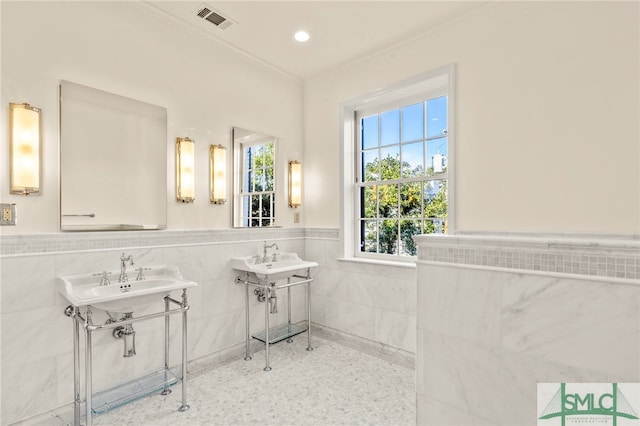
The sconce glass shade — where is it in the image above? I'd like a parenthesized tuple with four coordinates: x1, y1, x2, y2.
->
(210, 144, 227, 204)
(176, 137, 195, 202)
(288, 160, 302, 208)
(10, 103, 41, 195)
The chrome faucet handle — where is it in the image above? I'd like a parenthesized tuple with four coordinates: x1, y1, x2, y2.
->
(134, 267, 151, 281)
(120, 253, 134, 265)
(271, 252, 278, 262)
(93, 271, 111, 286)
(262, 241, 279, 263)
(118, 253, 134, 283)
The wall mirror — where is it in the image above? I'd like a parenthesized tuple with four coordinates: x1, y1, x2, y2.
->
(59, 81, 167, 231)
(232, 127, 278, 228)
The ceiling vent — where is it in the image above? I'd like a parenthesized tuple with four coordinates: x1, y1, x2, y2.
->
(194, 4, 234, 30)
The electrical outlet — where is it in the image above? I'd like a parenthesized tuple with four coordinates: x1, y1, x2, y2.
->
(0, 203, 17, 226)
(294, 211, 300, 224)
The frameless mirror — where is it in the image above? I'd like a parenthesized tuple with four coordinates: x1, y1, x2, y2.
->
(232, 127, 278, 227)
(59, 81, 167, 231)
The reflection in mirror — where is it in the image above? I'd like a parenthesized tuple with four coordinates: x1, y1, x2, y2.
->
(232, 127, 278, 227)
(59, 81, 167, 231)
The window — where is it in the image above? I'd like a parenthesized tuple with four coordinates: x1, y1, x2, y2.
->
(345, 66, 454, 260)
(239, 139, 275, 227)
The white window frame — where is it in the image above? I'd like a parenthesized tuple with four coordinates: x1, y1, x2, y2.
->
(235, 137, 277, 227)
(340, 64, 456, 262)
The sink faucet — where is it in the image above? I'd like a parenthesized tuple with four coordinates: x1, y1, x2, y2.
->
(119, 253, 134, 282)
(93, 270, 111, 286)
(135, 267, 150, 281)
(262, 241, 279, 263)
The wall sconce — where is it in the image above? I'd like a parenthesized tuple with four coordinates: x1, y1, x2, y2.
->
(176, 137, 195, 203)
(209, 144, 227, 204)
(10, 103, 41, 195)
(288, 160, 302, 208)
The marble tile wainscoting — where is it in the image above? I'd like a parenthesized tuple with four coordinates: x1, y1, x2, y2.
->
(415, 234, 640, 425)
(1, 227, 417, 425)
(0, 228, 308, 425)
(304, 228, 417, 360)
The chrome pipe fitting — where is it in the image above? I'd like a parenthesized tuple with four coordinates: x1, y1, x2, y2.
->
(64, 305, 74, 317)
(255, 288, 278, 314)
(269, 292, 278, 314)
(254, 288, 266, 302)
(113, 313, 136, 357)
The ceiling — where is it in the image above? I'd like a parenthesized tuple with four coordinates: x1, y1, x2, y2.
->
(145, 1, 489, 81)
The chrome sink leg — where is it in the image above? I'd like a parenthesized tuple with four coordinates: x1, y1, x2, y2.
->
(286, 285, 293, 343)
(244, 281, 251, 361)
(264, 285, 271, 371)
(72, 308, 80, 426)
(306, 270, 313, 352)
(161, 297, 171, 396)
(178, 289, 190, 412)
(85, 307, 93, 426)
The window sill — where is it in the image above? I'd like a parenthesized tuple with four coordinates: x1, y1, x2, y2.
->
(337, 257, 417, 269)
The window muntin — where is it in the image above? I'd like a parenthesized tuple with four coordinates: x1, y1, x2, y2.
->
(240, 140, 275, 227)
(356, 94, 449, 258)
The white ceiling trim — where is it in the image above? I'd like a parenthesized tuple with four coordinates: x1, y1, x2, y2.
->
(305, 2, 496, 84)
(130, 1, 302, 82)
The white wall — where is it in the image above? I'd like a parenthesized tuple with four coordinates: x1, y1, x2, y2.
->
(304, 1, 640, 234)
(0, 1, 304, 234)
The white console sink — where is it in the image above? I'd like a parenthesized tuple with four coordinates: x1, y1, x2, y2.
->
(58, 266, 197, 313)
(231, 252, 318, 281)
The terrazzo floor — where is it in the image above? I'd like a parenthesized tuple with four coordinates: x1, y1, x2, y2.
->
(38, 335, 415, 425)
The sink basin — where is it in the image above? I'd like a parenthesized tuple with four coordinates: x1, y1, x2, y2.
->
(231, 252, 318, 281)
(58, 265, 197, 313)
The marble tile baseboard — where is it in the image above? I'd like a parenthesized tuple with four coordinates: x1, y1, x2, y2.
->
(312, 323, 415, 369)
(186, 339, 265, 379)
(187, 319, 416, 371)
(169, 320, 416, 379)
(415, 233, 640, 282)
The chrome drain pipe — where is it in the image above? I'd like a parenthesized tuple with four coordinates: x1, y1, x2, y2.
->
(269, 290, 278, 314)
(113, 313, 136, 357)
(254, 286, 278, 314)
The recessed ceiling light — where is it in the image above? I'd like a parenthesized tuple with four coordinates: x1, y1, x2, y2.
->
(294, 31, 310, 42)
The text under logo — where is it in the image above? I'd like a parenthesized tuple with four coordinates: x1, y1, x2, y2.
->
(538, 383, 640, 426)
